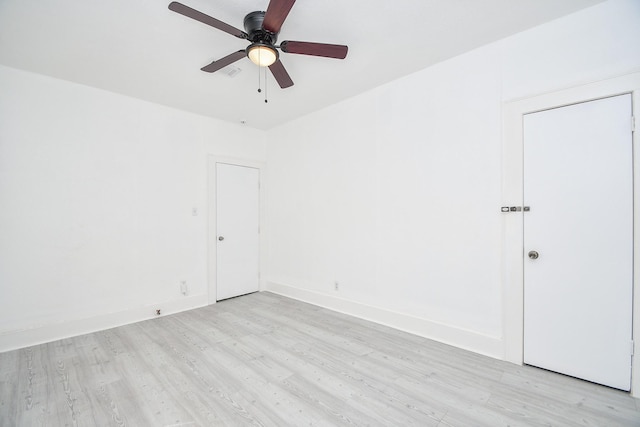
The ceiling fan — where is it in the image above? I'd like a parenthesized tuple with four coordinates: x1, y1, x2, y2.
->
(168, 0, 349, 89)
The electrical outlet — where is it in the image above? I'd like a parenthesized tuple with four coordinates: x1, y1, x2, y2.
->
(180, 280, 188, 295)
(334, 281, 339, 291)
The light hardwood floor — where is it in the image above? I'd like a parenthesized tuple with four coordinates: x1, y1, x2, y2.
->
(1, 291, 638, 426)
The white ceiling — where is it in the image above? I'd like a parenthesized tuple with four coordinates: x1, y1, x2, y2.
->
(0, 0, 604, 130)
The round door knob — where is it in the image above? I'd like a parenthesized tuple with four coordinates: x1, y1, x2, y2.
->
(528, 250, 539, 260)
(218, 236, 224, 241)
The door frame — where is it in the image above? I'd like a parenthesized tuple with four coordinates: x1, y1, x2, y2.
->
(502, 72, 640, 395)
(207, 156, 266, 304)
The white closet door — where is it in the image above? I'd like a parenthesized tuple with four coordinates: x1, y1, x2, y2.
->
(216, 163, 260, 301)
(523, 94, 633, 391)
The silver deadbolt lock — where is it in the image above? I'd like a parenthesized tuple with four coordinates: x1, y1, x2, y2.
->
(218, 236, 224, 241)
(528, 250, 539, 260)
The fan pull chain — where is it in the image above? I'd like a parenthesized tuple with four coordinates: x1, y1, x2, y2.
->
(257, 64, 261, 94)
(264, 66, 268, 104)
(257, 47, 263, 97)
(255, 58, 268, 104)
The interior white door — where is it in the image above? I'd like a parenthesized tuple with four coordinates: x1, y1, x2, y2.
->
(216, 163, 260, 301)
(523, 94, 633, 391)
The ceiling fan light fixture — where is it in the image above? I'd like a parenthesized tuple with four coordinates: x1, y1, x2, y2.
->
(247, 43, 278, 67)
(168, 1, 348, 89)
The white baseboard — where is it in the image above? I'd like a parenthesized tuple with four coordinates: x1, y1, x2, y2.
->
(266, 281, 504, 360)
(2, 286, 504, 361)
(0, 294, 209, 353)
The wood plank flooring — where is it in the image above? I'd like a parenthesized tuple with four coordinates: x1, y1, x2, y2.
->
(1, 291, 638, 426)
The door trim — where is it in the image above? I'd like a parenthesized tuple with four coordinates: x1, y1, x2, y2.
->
(207, 156, 266, 305)
(502, 72, 640, 395)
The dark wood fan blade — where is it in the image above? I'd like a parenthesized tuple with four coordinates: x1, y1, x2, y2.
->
(169, 2, 247, 39)
(280, 41, 348, 59)
(201, 50, 246, 73)
(268, 60, 294, 88)
(263, 0, 296, 34)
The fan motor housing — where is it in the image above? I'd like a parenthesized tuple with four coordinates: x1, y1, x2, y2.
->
(244, 11, 277, 44)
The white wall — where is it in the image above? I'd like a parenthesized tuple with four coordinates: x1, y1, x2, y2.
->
(265, 0, 640, 357)
(0, 65, 266, 351)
